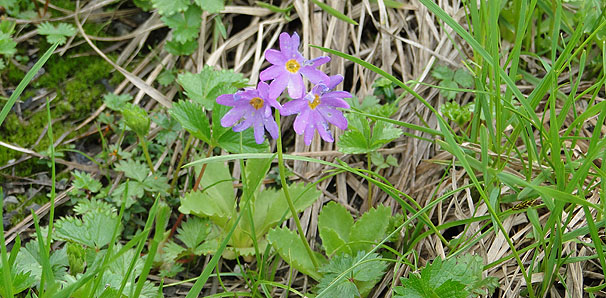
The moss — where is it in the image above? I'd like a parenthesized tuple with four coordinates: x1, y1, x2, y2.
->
(5, 61, 25, 85)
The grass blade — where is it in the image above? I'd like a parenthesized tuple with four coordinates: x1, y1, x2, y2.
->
(0, 43, 58, 128)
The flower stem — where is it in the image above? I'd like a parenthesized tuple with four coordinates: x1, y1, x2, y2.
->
(139, 135, 155, 175)
(169, 134, 194, 193)
(274, 110, 319, 269)
(366, 152, 373, 211)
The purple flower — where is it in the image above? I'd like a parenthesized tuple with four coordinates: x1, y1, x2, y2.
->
(260, 32, 330, 100)
(216, 82, 280, 144)
(281, 75, 351, 145)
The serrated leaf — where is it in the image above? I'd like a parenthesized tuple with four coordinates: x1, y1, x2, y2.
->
(158, 69, 175, 86)
(211, 102, 269, 153)
(345, 95, 379, 112)
(349, 205, 391, 253)
(267, 227, 325, 280)
(165, 39, 198, 56)
(317, 252, 387, 298)
(318, 202, 353, 255)
(142, 174, 169, 194)
(37, 22, 77, 45)
(178, 161, 236, 226)
(0, 32, 16, 56)
(71, 170, 102, 193)
(151, 0, 189, 16)
(111, 181, 144, 208)
(439, 80, 459, 100)
(177, 217, 211, 249)
(161, 5, 202, 43)
(73, 198, 117, 216)
(431, 64, 454, 81)
(54, 212, 120, 249)
(15, 242, 68, 286)
(394, 254, 499, 298)
(169, 100, 211, 143)
(103, 93, 133, 111)
(338, 113, 402, 154)
(114, 159, 149, 182)
(454, 68, 474, 88)
(177, 66, 248, 110)
(195, 0, 224, 13)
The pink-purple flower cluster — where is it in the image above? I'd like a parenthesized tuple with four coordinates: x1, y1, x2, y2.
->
(217, 32, 351, 145)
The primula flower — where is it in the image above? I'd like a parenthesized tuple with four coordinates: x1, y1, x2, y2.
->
(282, 75, 351, 145)
(216, 82, 280, 144)
(260, 32, 330, 99)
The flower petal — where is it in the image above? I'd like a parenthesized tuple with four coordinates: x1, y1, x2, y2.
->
(253, 115, 265, 144)
(282, 99, 308, 116)
(293, 108, 310, 135)
(287, 73, 305, 99)
(268, 74, 289, 99)
(280, 32, 299, 58)
(221, 106, 247, 127)
(300, 66, 329, 85)
(320, 96, 351, 109)
(303, 122, 315, 145)
(264, 115, 279, 140)
(260, 65, 284, 82)
(326, 75, 344, 89)
(317, 106, 348, 130)
(316, 120, 334, 143)
(233, 113, 254, 132)
(265, 49, 286, 65)
(307, 56, 330, 67)
(216, 94, 236, 106)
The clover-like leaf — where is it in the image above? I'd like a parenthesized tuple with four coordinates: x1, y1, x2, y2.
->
(0, 32, 16, 56)
(37, 22, 77, 45)
(439, 79, 459, 100)
(161, 5, 203, 43)
(431, 64, 454, 81)
(165, 39, 198, 56)
(454, 68, 474, 88)
(338, 113, 402, 154)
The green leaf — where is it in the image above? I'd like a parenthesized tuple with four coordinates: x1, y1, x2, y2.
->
(36, 22, 77, 45)
(438, 80, 459, 100)
(318, 202, 353, 255)
(165, 39, 198, 56)
(54, 212, 120, 249)
(317, 252, 387, 298)
(151, 0, 189, 16)
(211, 102, 268, 153)
(169, 101, 211, 144)
(311, 0, 358, 25)
(141, 174, 169, 194)
(177, 66, 248, 110)
(121, 103, 150, 137)
(103, 93, 133, 112)
(441, 101, 472, 125)
(431, 64, 454, 81)
(244, 158, 272, 194)
(178, 162, 236, 227)
(348, 205, 391, 253)
(195, 0, 224, 13)
(14, 242, 68, 287)
(0, 32, 16, 56)
(393, 254, 499, 298)
(177, 217, 212, 250)
(267, 227, 325, 280)
(453, 68, 474, 88)
(338, 113, 402, 154)
(114, 160, 149, 182)
(250, 183, 321, 238)
(71, 171, 102, 193)
(157, 69, 175, 86)
(111, 181, 144, 208)
(161, 6, 203, 43)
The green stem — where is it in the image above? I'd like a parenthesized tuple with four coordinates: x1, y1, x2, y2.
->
(139, 135, 155, 175)
(366, 152, 373, 211)
(274, 110, 319, 269)
(169, 134, 194, 193)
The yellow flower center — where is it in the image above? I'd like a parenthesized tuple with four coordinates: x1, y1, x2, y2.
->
(309, 94, 321, 109)
(249, 97, 264, 110)
(285, 59, 300, 73)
